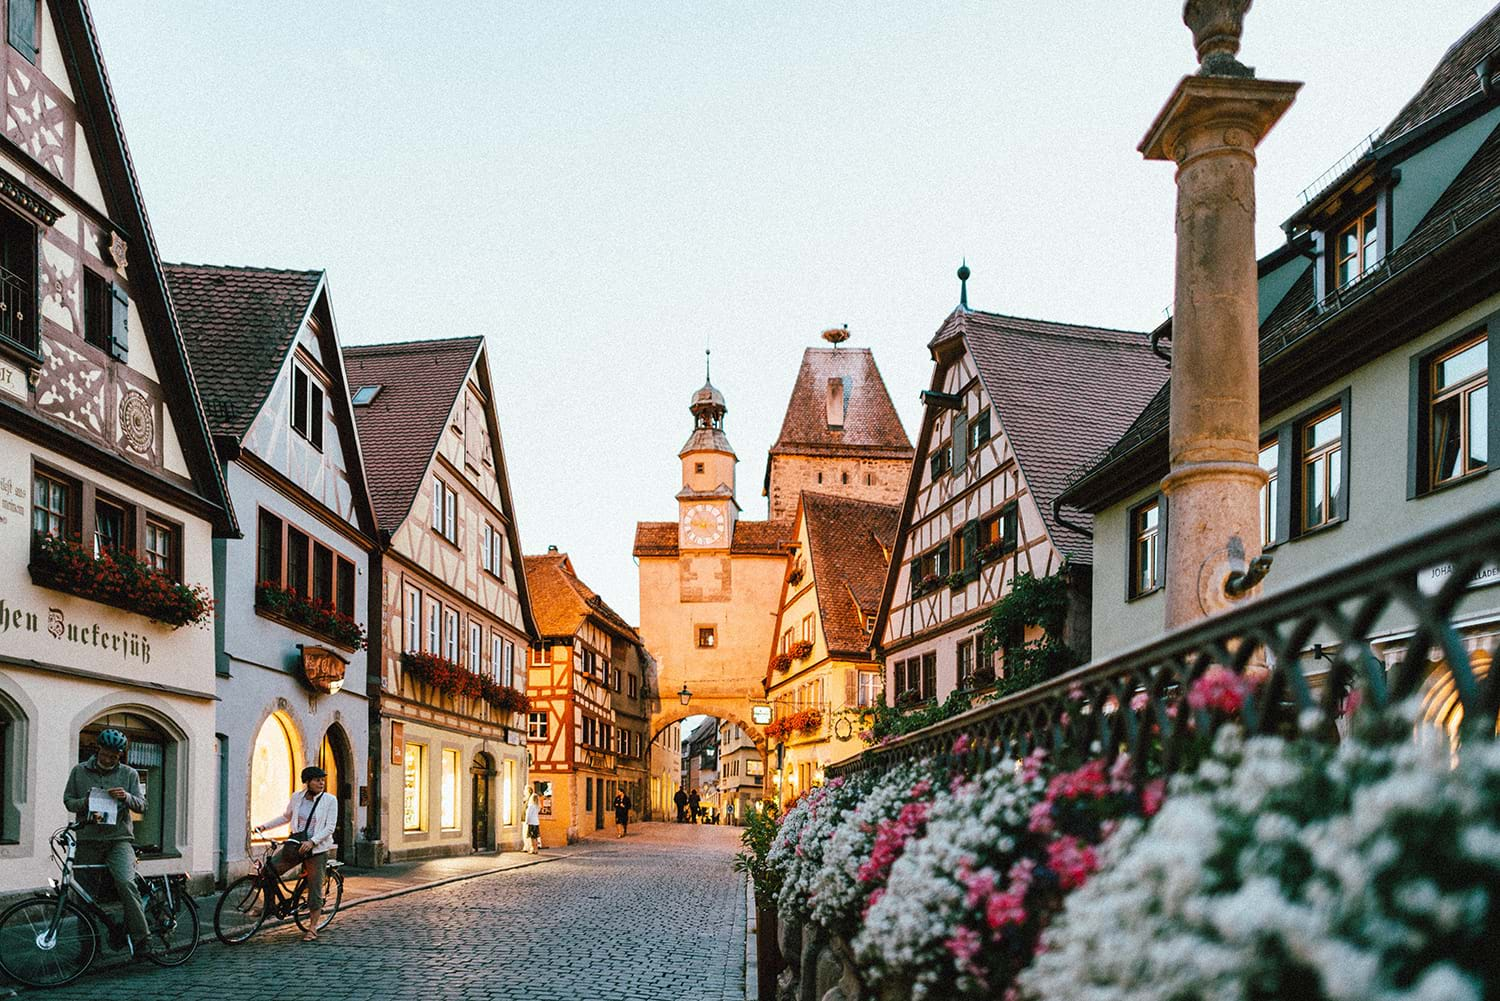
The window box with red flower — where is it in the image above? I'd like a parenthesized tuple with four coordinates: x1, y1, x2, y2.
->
(255, 581, 366, 651)
(791, 639, 814, 660)
(771, 652, 793, 673)
(29, 533, 212, 629)
(912, 573, 944, 598)
(787, 563, 805, 587)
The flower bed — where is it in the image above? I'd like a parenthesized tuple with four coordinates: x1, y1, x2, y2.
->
(255, 581, 366, 649)
(791, 639, 814, 659)
(29, 533, 212, 629)
(401, 651, 527, 714)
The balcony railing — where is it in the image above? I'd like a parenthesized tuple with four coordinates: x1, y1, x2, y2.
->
(0, 260, 33, 354)
(831, 498, 1500, 781)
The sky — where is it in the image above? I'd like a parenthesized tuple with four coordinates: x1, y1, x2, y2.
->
(89, 1, 1489, 624)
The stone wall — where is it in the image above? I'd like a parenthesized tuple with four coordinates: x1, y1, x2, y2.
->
(767, 454, 910, 523)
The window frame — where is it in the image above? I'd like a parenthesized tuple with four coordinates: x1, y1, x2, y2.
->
(527, 712, 548, 741)
(1126, 494, 1166, 601)
(696, 625, 716, 649)
(1258, 436, 1285, 550)
(431, 478, 458, 546)
(91, 491, 131, 559)
(289, 361, 325, 451)
(468, 620, 482, 672)
(31, 466, 77, 539)
(143, 517, 178, 578)
(1285, 390, 1351, 537)
(1409, 324, 1493, 497)
(404, 585, 422, 654)
(1333, 205, 1382, 290)
(0, 203, 37, 360)
(402, 742, 427, 833)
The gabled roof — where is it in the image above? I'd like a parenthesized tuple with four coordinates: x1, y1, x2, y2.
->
(801, 492, 900, 657)
(344, 337, 482, 531)
(165, 265, 323, 439)
(1379, 4, 1500, 144)
(523, 552, 642, 645)
(768, 347, 913, 457)
(948, 310, 1165, 561)
(632, 518, 794, 558)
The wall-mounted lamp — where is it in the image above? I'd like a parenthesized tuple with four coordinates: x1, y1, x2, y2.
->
(678, 683, 692, 706)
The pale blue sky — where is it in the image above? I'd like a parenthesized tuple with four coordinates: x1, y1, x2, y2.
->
(91, 2, 1486, 622)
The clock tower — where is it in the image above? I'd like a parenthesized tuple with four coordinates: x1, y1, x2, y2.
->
(677, 371, 739, 550)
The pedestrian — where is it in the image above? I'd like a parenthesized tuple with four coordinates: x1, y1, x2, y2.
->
(63, 729, 153, 959)
(688, 787, 701, 825)
(525, 792, 542, 854)
(253, 765, 336, 942)
(673, 787, 689, 823)
(726, 802, 736, 826)
(612, 789, 632, 838)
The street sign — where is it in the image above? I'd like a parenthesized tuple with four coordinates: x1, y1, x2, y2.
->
(751, 704, 772, 725)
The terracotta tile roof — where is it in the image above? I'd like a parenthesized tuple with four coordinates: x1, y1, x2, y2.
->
(523, 553, 641, 644)
(769, 348, 913, 457)
(802, 492, 900, 656)
(946, 310, 1166, 562)
(344, 337, 481, 531)
(631, 518, 794, 558)
(1379, 4, 1500, 143)
(165, 264, 323, 440)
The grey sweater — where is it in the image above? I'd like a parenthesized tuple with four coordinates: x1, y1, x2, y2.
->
(63, 756, 146, 842)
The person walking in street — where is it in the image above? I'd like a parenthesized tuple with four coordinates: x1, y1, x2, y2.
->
(612, 789, 632, 838)
(62, 729, 152, 959)
(673, 787, 689, 823)
(525, 792, 542, 853)
(254, 765, 336, 942)
(688, 787, 701, 825)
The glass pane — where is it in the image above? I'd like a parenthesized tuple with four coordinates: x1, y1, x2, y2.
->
(1258, 442, 1278, 473)
(403, 745, 423, 831)
(1328, 446, 1342, 514)
(1338, 257, 1355, 287)
(1469, 384, 1488, 470)
(1305, 457, 1327, 527)
(1437, 339, 1487, 390)
(1138, 503, 1158, 533)
(250, 716, 295, 838)
(1305, 410, 1342, 450)
(1432, 393, 1462, 482)
(1362, 211, 1379, 269)
(1339, 226, 1358, 262)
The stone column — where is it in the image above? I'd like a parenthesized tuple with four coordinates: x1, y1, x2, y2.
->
(1139, 1, 1300, 629)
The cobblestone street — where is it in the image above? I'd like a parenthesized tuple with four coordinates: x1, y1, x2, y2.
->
(14, 823, 746, 1001)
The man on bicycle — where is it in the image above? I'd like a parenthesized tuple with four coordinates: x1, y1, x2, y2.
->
(61, 728, 152, 957)
(254, 765, 335, 942)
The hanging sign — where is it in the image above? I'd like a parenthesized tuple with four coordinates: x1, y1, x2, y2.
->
(301, 646, 347, 694)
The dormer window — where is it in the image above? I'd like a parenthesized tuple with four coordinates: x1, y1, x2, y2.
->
(826, 377, 848, 428)
(1334, 206, 1381, 288)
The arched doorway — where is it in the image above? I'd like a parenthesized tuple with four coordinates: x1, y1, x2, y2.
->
(471, 752, 495, 852)
(250, 713, 299, 840)
(81, 710, 178, 856)
(319, 725, 354, 862)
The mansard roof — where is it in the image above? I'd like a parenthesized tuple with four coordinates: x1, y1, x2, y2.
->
(801, 492, 900, 657)
(165, 265, 323, 440)
(344, 336, 482, 531)
(768, 347, 913, 458)
(523, 552, 641, 645)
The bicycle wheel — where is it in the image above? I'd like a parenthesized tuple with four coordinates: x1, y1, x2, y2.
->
(144, 886, 200, 966)
(0, 896, 99, 988)
(293, 867, 343, 931)
(213, 875, 269, 944)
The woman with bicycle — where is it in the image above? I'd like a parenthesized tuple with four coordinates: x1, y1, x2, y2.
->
(254, 765, 335, 942)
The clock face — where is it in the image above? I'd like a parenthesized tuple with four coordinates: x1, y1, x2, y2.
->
(682, 504, 727, 546)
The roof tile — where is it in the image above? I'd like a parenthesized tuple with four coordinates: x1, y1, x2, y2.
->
(801, 492, 900, 656)
(770, 347, 913, 457)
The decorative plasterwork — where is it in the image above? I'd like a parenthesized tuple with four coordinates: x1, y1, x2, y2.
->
(0, 164, 60, 225)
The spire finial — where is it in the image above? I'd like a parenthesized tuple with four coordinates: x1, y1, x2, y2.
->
(705, 346, 711, 382)
(957, 259, 971, 310)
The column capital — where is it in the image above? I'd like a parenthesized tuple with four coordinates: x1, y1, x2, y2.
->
(1140, 75, 1301, 164)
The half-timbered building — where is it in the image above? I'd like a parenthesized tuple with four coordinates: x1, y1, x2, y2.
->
(347, 336, 537, 861)
(871, 298, 1165, 706)
(523, 549, 648, 843)
(169, 264, 377, 879)
(0, 1, 237, 899)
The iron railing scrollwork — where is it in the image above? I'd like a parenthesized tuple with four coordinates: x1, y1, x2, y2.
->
(830, 499, 1500, 782)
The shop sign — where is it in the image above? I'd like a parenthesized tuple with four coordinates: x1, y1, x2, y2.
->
(751, 704, 772, 725)
(0, 595, 153, 664)
(301, 645, 347, 694)
(390, 721, 404, 765)
(1418, 560, 1500, 597)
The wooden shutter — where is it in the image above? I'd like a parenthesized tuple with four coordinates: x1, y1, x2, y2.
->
(963, 520, 980, 574)
(310, 384, 324, 449)
(108, 283, 129, 362)
(952, 412, 968, 469)
(844, 669, 856, 707)
(8, 0, 37, 62)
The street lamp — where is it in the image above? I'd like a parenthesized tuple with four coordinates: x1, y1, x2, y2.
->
(678, 683, 692, 706)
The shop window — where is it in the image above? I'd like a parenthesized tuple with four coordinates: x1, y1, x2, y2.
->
(79, 712, 175, 857)
(403, 743, 426, 832)
(250, 713, 297, 839)
(440, 748, 460, 830)
(502, 760, 515, 826)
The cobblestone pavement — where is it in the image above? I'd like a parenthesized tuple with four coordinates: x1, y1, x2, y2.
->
(12, 822, 746, 1001)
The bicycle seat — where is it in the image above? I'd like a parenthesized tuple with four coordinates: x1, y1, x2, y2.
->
(327, 860, 344, 870)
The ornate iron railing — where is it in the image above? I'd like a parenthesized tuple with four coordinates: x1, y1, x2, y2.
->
(830, 498, 1500, 780)
(0, 260, 33, 352)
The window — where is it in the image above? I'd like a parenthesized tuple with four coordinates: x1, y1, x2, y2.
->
(527, 712, 548, 741)
(443, 609, 459, 662)
(440, 749, 460, 830)
(967, 410, 992, 451)
(951, 521, 978, 579)
(481, 523, 505, 580)
(405, 586, 422, 653)
(402, 743, 426, 832)
(1259, 439, 1281, 548)
(250, 713, 297, 839)
(800, 614, 813, 643)
(921, 653, 936, 701)
(286, 527, 309, 596)
(83, 270, 111, 351)
(694, 462, 704, 474)
(1334, 206, 1380, 289)
(582, 716, 595, 747)
(312, 543, 334, 606)
(929, 442, 952, 478)
(336, 558, 355, 618)
(502, 640, 515, 686)
(490, 633, 503, 681)
(1298, 406, 1343, 532)
(1128, 497, 1163, 598)
(696, 626, 716, 649)
(426, 599, 441, 653)
(431, 478, 457, 544)
(1427, 332, 1488, 487)
(957, 638, 975, 688)
(257, 510, 283, 586)
(628, 674, 638, 698)
(31, 469, 73, 538)
(827, 377, 847, 428)
(912, 543, 951, 590)
(290, 363, 325, 450)
(144, 519, 177, 577)
(351, 385, 381, 406)
(856, 670, 879, 708)
(8, 0, 36, 62)
(0, 206, 36, 354)
(92, 495, 129, 558)
(469, 621, 482, 671)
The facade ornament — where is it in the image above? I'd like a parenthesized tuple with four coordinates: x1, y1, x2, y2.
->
(1184, 0, 1254, 78)
(301, 646, 348, 695)
(108, 231, 128, 278)
(118, 389, 153, 453)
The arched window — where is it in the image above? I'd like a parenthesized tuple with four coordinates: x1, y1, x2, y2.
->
(0, 691, 25, 843)
(1420, 647, 1496, 756)
(79, 711, 175, 856)
(250, 714, 297, 837)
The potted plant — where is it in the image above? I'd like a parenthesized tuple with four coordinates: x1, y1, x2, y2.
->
(947, 570, 968, 590)
(791, 639, 814, 660)
(255, 580, 367, 650)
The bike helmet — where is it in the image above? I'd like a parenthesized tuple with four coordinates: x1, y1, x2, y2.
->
(96, 729, 128, 751)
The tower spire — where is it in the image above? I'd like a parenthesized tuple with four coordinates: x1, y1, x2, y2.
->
(705, 346, 711, 382)
(957, 259, 971, 310)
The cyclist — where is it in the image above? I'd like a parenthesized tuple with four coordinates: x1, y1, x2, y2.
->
(253, 765, 335, 942)
(61, 728, 152, 958)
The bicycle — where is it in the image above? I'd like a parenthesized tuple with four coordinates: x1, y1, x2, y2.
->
(0, 821, 199, 988)
(212, 835, 344, 944)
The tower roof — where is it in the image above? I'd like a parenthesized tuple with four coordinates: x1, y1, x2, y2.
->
(768, 347, 913, 458)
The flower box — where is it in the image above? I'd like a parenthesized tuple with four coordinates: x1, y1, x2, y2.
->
(771, 652, 793, 673)
(947, 571, 968, 590)
(977, 542, 1007, 564)
(912, 573, 944, 597)
(788, 565, 805, 586)
(29, 533, 212, 629)
(791, 640, 814, 660)
(401, 651, 527, 716)
(765, 708, 823, 741)
(255, 581, 365, 650)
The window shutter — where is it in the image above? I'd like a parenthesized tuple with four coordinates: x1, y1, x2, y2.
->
(310, 384, 324, 449)
(964, 520, 979, 574)
(432, 481, 442, 529)
(1336, 390, 1352, 523)
(108, 283, 129, 362)
(844, 669, 856, 706)
(952, 412, 968, 469)
(8, 0, 37, 62)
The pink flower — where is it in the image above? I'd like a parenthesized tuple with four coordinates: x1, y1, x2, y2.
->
(862, 887, 885, 916)
(1142, 778, 1166, 817)
(946, 924, 982, 965)
(985, 890, 1027, 930)
(1130, 691, 1150, 712)
(1018, 748, 1047, 783)
(1027, 798, 1055, 835)
(952, 733, 972, 755)
(1188, 666, 1260, 715)
(1067, 685, 1085, 701)
(959, 864, 997, 908)
(1342, 688, 1363, 719)
(1046, 836, 1098, 891)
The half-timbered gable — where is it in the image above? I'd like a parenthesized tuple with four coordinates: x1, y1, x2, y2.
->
(348, 335, 537, 860)
(873, 307, 1165, 704)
